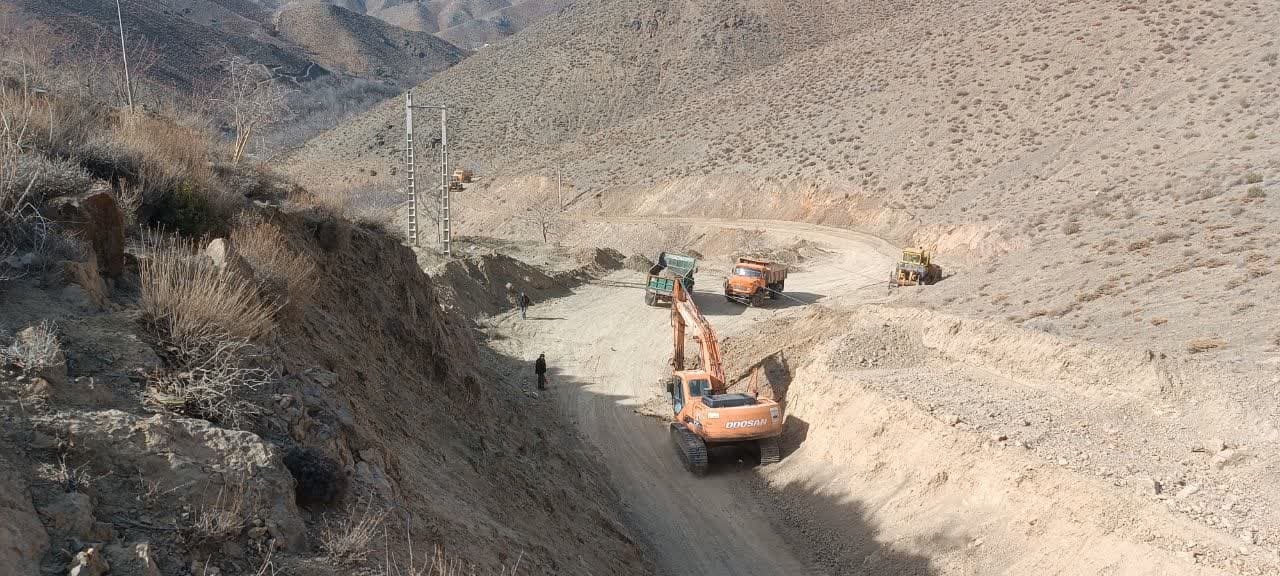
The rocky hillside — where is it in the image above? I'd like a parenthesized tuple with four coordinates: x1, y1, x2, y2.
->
(311, 0, 570, 50)
(276, 3, 467, 80)
(11, 0, 465, 91)
(288, 0, 1280, 358)
(0, 50, 647, 575)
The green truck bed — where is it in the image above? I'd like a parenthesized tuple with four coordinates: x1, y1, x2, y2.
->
(643, 252, 697, 306)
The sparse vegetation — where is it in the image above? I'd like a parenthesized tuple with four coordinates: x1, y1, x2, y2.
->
(140, 233, 276, 351)
(232, 216, 317, 308)
(1246, 186, 1266, 199)
(321, 503, 388, 565)
(140, 234, 276, 425)
(1185, 337, 1227, 353)
(2, 320, 63, 374)
(184, 478, 252, 546)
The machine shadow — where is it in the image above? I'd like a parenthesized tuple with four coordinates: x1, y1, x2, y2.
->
(481, 341, 940, 576)
(693, 290, 748, 317)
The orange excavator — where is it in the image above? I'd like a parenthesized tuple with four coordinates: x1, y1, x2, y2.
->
(666, 281, 784, 475)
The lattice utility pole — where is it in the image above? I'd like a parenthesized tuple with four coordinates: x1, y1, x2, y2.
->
(403, 94, 459, 255)
(438, 106, 450, 256)
(404, 91, 418, 245)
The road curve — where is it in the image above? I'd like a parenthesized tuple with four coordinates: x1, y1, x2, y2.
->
(491, 218, 897, 575)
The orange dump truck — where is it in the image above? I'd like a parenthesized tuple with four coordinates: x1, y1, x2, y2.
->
(723, 257, 788, 305)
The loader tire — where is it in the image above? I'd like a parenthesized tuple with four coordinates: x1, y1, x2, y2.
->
(757, 437, 781, 465)
(670, 423, 709, 476)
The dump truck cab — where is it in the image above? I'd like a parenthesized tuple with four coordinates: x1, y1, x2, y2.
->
(724, 257, 787, 305)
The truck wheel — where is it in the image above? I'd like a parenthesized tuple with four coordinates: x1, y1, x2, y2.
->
(768, 282, 781, 299)
(644, 292, 657, 306)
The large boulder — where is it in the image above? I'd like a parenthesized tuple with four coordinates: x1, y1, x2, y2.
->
(50, 186, 126, 278)
(58, 410, 307, 551)
(0, 457, 49, 575)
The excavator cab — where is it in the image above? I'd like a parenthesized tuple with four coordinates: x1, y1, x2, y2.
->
(668, 373, 714, 415)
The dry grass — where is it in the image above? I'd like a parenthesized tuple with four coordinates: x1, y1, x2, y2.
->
(231, 216, 317, 307)
(184, 477, 252, 546)
(140, 232, 276, 352)
(1185, 337, 1227, 354)
(35, 454, 96, 493)
(2, 319, 63, 372)
(322, 503, 389, 565)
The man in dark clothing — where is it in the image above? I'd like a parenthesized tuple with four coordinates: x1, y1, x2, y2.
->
(535, 353, 547, 390)
(519, 291, 530, 320)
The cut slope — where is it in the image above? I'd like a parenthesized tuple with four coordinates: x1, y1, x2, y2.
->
(289, 0, 1280, 358)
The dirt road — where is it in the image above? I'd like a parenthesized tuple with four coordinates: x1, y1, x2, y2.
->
(489, 219, 896, 575)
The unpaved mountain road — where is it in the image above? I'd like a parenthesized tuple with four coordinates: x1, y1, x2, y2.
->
(489, 219, 897, 575)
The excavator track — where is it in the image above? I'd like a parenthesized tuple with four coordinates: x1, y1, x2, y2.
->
(670, 423, 709, 476)
(757, 437, 781, 465)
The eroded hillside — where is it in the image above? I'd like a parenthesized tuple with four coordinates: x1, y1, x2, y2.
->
(289, 0, 1280, 357)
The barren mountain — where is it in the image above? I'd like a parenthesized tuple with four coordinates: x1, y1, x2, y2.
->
(11, 0, 465, 91)
(276, 3, 467, 80)
(307, 0, 570, 50)
(290, 0, 1280, 358)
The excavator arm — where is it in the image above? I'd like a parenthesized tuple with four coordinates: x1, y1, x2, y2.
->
(670, 282, 726, 391)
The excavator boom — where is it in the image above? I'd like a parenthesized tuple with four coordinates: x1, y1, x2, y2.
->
(670, 281, 725, 389)
(666, 280, 784, 476)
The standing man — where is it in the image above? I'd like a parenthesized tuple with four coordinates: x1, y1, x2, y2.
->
(519, 291, 531, 320)
(535, 353, 548, 390)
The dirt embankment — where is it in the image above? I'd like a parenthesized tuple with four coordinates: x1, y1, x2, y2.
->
(0, 210, 648, 575)
(722, 303, 1280, 576)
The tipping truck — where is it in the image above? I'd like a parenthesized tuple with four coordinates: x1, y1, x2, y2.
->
(643, 252, 697, 306)
(667, 281, 784, 475)
(723, 257, 788, 305)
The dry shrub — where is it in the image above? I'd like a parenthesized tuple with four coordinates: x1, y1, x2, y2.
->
(141, 233, 275, 425)
(184, 477, 252, 546)
(2, 319, 63, 372)
(1185, 337, 1226, 353)
(140, 232, 275, 351)
(295, 183, 403, 232)
(321, 503, 388, 565)
(111, 114, 216, 197)
(145, 337, 269, 426)
(231, 216, 317, 307)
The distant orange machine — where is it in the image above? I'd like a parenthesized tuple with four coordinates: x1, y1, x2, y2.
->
(665, 282, 784, 475)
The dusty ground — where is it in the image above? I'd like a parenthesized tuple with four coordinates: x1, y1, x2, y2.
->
(480, 218, 1280, 575)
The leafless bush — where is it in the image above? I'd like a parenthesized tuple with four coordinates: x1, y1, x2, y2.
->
(1246, 186, 1266, 199)
(146, 337, 268, 426)
(4, 154, 92, 202)
(322, 503, 388, 565)
(140, 232, 276, 352)
(213, 57, 290, 164)
(1060, 220, 1081, 235)
(2, 319, 63, 372)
